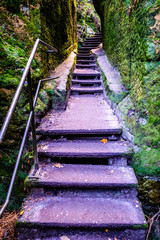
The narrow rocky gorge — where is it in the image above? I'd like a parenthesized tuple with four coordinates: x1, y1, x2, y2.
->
(16, 33, 147, 240)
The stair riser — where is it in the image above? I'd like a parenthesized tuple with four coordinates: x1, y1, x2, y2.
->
(78, 47, 93, 50)
(85, 41, 101, 43)
(38, 155, 132, 166)
(76, 65, 96, 70)
(72, 74, 101, 79)
(17, 227, 146, 240)
(78, 50, 91, 53)
(29, 188, 138, 199)
(71, 90, 103, 95)
(86, 37, 102, 40)
(83, 45, 99, 48)
(36, 132, 122, 140)
(77, 56, 95, 60)
(76, 61, 96, 64)
(72, 83, 101, 87)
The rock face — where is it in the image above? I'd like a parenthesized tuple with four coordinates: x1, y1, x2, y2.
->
(16, 33, 146, 240)
(93, 1, 160, 179)
(40, 0, 77, 76)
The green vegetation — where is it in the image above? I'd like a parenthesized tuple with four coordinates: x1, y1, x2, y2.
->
(0, 0, 77, 212)
(94, 0, 160, 177)
(40, 0, 77, 77)
(77, 0, 100, 41)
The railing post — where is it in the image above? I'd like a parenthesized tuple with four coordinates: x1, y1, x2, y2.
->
(27, 69, 39, 171)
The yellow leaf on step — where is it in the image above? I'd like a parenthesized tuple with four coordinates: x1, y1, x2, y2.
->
(54, 163, 64, 168)
(101, 138, 108, 144)
(20, 210, 24, 216)
(105, 229, 109, 232)
(41, 145, 49, 150)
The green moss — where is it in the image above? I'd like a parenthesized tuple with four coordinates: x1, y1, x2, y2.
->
(132, 146, 160, 176)
(40, 0, 77, 77)
(94, 0, 160, 176)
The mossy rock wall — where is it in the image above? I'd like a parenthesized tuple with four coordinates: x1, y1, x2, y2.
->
(0, 1, 77, 212)
(40, 0, 77, 77)
(93, 0, 160, 176)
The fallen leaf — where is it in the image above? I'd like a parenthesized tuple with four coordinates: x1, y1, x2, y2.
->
(41, 145, 49, 150)
(114, 238, 118, 240)
(101, 138, 108, 144)
(136, 205, 139, 208)
(20, 210, 24, 215)
(105, 229, 109, 232)
(122, 169, 125, 172)
(54, 163, 64, 168)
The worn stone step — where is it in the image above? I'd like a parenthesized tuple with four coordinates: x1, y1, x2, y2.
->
(83, 43, 100, 47)
(72, 79, 101, 85)
(36, 95, 121, 137)
(37, 140, 132, 160)
(78, 47, 94, 50)
(71, 86, 103, 94)
(77, 54, 95, 59)
(17, 195, 146, 230)
(83, 41, 101, 45)
(72, 69, 101, 79)
(17, 227, 146, 240)
(77, 52, 92, 56)
(86, 36, 102, 39)
(78, 50, 91, 53)
(26, 163, 137, 189)
(76, 63, 97, 69)
(76, 59, 96, 64)
(84, 40, 101, 43)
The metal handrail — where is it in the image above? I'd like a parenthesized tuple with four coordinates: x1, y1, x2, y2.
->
(0, 39, 58, 217)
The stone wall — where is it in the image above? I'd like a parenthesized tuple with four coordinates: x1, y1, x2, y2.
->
(93, 0, 160, 177)
(40, 0, 77, 77)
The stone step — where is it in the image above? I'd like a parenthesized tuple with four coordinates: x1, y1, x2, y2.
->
(83, 41, 101, 44)
(72, 79, 101, 85)
(83, 41, 100, 47)
(78, 50, 91, 53)
(77, 52, 92, 56)
(77, 54, 95, 59)
(71, 86, 103, 94)
(17, 227, 146, 240)
(37, 140, 132, 160)
(78, 47, 94, 50)
(86, 37, 102, 40)
(26, 163, 137, 189)
(36, 95, 122, 137)
(76, 59, 96, 64)
(76, 63, 97, 69)
(72, 69, 101, 79)
(17, 195, 146, 230)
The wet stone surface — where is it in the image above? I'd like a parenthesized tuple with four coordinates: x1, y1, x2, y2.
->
(17, 34, 146, 240)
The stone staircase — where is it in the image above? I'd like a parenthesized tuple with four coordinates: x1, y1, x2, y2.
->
(17, 33, 146, 240)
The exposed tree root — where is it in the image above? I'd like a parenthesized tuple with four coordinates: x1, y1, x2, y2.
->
(145, 208, 160, 240)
